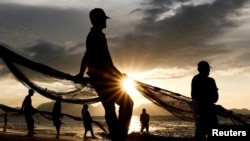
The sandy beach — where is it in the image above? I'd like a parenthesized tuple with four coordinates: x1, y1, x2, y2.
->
(0, 131, 196, 141)
(0, 131, 83, 141)
(2, 131, 250, 141)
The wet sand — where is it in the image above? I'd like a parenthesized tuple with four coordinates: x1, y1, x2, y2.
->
(127, 132, 195, 141)
(0, 131, 196, 141)
(0, 132, 82, 141)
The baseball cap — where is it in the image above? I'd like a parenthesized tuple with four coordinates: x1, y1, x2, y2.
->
(90, 8, 110, 20)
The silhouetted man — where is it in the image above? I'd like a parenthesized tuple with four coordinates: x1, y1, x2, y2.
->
(75, 8, 133, 141)
(191, 61, 219, 140)
(140, 108, 150, 134)
(52, 96, 62, 139)
(21, 89, 35, 137)
(82, 104, 95, 138)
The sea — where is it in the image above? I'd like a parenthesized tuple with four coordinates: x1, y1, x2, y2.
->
(0, 114, 196, 139)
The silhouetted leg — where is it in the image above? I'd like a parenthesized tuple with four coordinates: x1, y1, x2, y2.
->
(195, 106, 207, 140)
(195, 122, 203, 140)
(84, 129, 87, 138)
(56, 124, 60, 138)
(90, 77, 129, 141)
(117, 92, 134, 140)
(91, 128, 95, 138)
(24, 114, 29, 134)
(31, 117, 34, 135)
(102, 101, 119, 141)
(146, 124, 149, 134)
(3, 126, 6, 132)
(140, 125, 143, 132)
(207, 108, 218, 139)
(25, 114, 33, 136)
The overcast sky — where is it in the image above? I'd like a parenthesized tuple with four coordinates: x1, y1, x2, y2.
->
(0, 0, 250, 110)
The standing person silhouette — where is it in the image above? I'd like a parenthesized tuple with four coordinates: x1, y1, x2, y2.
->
(81, 104, 95, 138)
(140, 108, 150, 134)
(191, 61, 219, 140)
(21, 89, 35, 137)
(52, 96, 62, 139)
(75, 8, 133, 141)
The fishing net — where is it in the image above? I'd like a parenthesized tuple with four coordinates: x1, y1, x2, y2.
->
(0, 104, 20, 113)
(135, 81, 250, 125)
(0, 104, 108, 133)
(0, 45, 100, 104)
(0, 45, 249, 125)
(135, 80, 196, 121)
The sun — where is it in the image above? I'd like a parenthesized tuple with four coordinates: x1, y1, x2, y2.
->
(121, 77, 141, 97)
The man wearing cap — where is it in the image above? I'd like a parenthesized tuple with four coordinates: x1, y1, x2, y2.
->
(75, 8, 133, 141)
(191, 61, 219, 140)
(21, 89, 35, 137)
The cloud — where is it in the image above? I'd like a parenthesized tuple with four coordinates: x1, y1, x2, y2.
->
(1, 0, 250, 80)
(0, 3, 89, 79)
(111, 0, 250, 73)
(0, 3, 90, 47)
(0, 40, 83, 80)
(24, 40, 85, 74)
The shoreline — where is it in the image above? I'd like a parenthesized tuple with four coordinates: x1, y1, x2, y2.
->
(0, 131, 82, 141)
(0, 131, 196, 141)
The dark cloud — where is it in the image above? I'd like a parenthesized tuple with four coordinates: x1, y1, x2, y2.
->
(23, 40, 83, 74)
(0, 3, 90, 47)
(1, 0, 250, 79)
(0, 41, 84, 79)
(111, 0, 250, 72)
(0, 3, 89, 79)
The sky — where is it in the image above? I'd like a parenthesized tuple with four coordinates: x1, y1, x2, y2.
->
(0, 0, 250, 111)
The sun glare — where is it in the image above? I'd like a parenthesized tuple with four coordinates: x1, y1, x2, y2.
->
(121, 77, 141, 97)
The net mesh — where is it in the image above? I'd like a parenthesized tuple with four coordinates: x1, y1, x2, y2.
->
(0, 45, 100, 104)
(0, 104, 108, 133)
(0, 45, 249, 125)
(135, 80, 196, 121)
